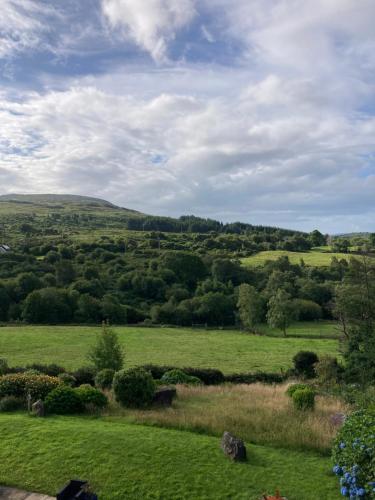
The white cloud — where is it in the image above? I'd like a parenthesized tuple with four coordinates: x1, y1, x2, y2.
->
(101, 0, 196, 62)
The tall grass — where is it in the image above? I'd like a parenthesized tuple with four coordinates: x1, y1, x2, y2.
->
(109, 383, 347, 455)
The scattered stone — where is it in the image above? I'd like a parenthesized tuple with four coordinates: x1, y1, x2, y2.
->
(31, 400, 45, 417)
(330, 413, 346, 427)
(152, 387, 177, 406)
(221, 431, 247, 461)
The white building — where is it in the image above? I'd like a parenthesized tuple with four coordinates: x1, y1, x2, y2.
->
(0, 245, 10, 254)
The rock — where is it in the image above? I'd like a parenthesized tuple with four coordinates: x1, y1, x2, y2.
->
(152, 387, 177, 407)
(330, 413, 346, 427)
(31, 400, 45, 417)
(221, 431, 247, 461)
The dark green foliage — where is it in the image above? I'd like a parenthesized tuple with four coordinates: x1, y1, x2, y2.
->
(0, 396, 25, 412)
(225, 372, 286, 384)
(267, 289, 297, 336)
(293, 351, 319, 378)
(22, 288, 74, 323)
(73, 366, 97, 386)
(293, 299, 322, 321)
(332, 410, 375, 498)
(140, 365, 224, 385)
(0, 358, 9, 375)
(160, 369, 201, 385)
(75, 384, 108, 409)
(58, 373, 76, 387)
(95, 369, 115, 390)
(25, 363, 65, 377)
(113, 368, 155, 408)
(88, 323, 124, 372)
(45, 386, 83, 414)
(292, 388, 315, 411)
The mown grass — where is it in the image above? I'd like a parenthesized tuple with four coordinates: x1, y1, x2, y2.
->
(0, 325, 340, 373)
(0, 414, 340, 499)
(112, 383, 346, 455)
(241, 250, 357, 267)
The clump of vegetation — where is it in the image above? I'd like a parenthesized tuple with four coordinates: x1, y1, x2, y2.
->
(45, 385, 83, 414)
(88, 322, 124, 372)
(58, 373, 76, 387)
(95, 368, 115, 390)
(0, 373, 60, 400)
(73, 366, 97, 386)
(0, 396, 25, 412)
(292, 351, 319, 378)
(332, 409, 375, 498)
(285, 383, 310, 398)
(161, 369, 201, 386)
(113, 368, 155, 408)
(292, 388, 315, 411)
(75, 384, 108, 410)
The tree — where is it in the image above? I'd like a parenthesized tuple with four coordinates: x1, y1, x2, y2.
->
(88, 322, 124, 372)
(309, 229, 326, 247)
(333, 256, 375, 383)
(22, 288, 74, 323)
(267, 289, 296, 337)
(237, 284, 263, 332)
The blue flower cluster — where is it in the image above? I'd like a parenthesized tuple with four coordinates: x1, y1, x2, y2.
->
(333, 462, 374, 499)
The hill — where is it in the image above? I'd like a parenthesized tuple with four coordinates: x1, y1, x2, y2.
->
(0, 193, 117, 208)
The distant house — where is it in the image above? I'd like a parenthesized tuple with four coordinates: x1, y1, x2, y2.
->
(0, 244, 10, 254)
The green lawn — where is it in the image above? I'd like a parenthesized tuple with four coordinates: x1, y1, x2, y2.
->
(241, 249, 356, 267)
(0, 325, 339, 373)
(0, 414, 340, 500)
(258, 321, 340, 339)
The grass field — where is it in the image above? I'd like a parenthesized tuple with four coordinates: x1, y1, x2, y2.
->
(258, 321, 340, 338)
(241, 249, 357, 267)
(0, 325, 340, 373)
(0, 414, 340, 500)
(114, 383, 347, 454)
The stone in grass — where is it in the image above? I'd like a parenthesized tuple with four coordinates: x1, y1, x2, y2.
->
(152, 387, 177, 407)
(221, 432, 247, 461)
(32, 399, 45, 417)
(261, 492, 288, 500)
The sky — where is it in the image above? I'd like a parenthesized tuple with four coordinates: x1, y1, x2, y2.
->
(0, 0, 375, 233)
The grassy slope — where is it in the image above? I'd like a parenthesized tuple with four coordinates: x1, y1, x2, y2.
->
(241, 249, 355, 267)
(0, 325, 339, 373)
(0, 414, 340, 500)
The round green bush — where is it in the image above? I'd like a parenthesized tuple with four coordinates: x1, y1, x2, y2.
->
(95, 369, 115, 390)
(73, 366, 97, 386)
(332, 409, 375, 499)
(44, 386, 83, 414)
(0, 396, 25, 412)
(113, 368, 155, 408)
(292, 388, 315, 411)
(285, 383, 311, 398)
(76, 385, 108, 409)
(0, 373, 60, 400)
(58, 373, 76, 387)
(161, 369, 201, 386)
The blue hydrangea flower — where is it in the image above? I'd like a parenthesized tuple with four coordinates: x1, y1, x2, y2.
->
(340, 442, 346, 449)
(341, 486, 349, 496)
(356, 488, 366, 496)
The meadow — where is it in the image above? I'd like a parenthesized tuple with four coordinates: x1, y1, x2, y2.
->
(241, 249, 356, 267)
(0, 414, 340, 500)
(0, 325, 340, 373)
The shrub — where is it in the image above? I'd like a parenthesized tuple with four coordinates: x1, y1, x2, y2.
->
(75, 385, 108, 409)
(45, 386, 83, 414)
(225, 372, 286, 385)
(332, 409, 375, 499)
(140, 365, 224, 385)
(73, 366, 97, 386)
(292, 388, 315, 411)
(88, 322, 124, 372)
(58, 373, 76, 387)
(95, 369, 115, 390)
(0, 373, 60, 400)
(286, 383, 311, 398)
(26, 363, 66, 377)
(0, 358, 9, 375)
(0, 396, 25, 412)
(113, 368, 155, 408)
(293, 351, 319, 379)
(161, 369, 201, 386)
(314, 356, 343, 387)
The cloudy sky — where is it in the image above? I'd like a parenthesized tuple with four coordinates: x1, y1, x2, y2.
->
(1, 0, 375, 233)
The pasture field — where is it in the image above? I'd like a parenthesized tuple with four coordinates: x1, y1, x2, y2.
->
(0, 414, 340, 500)
(258, 320, 340, 338)
(241, 249, 356, 267)
(0, 325, 340, 373)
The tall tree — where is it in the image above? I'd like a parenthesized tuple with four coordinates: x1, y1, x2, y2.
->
(267, 289, 295, 337)
(237, 284, 263, 333)
(88, 322, 124, 372)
